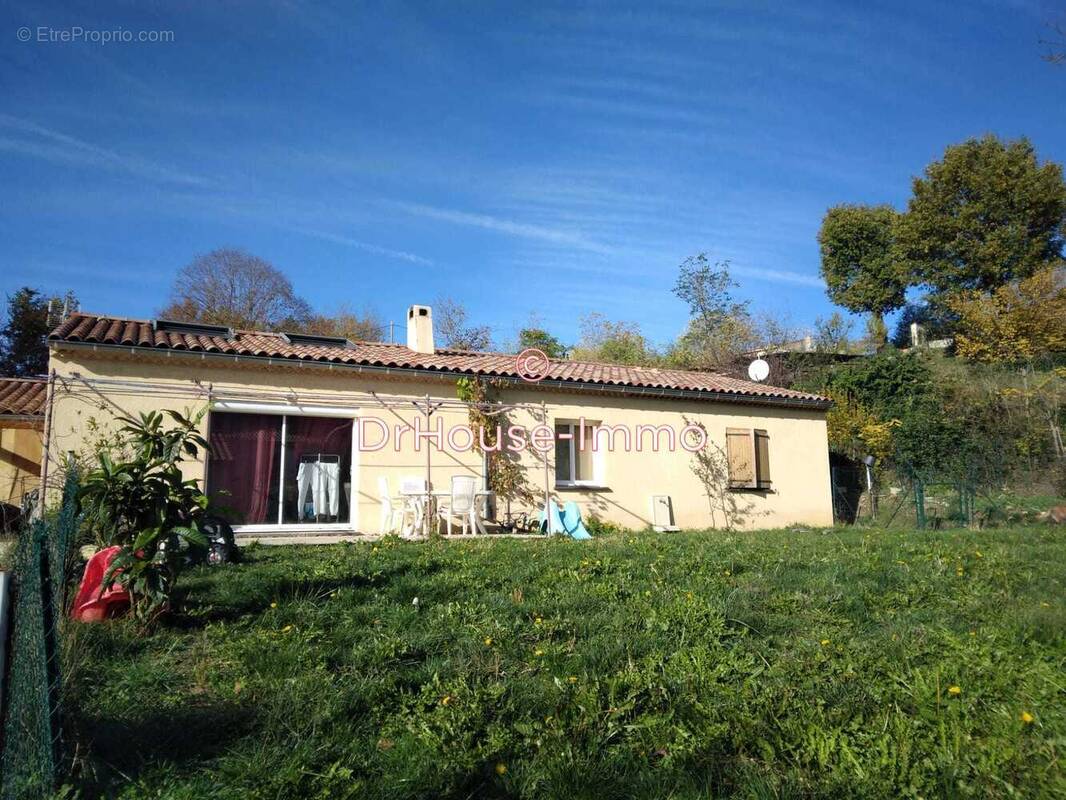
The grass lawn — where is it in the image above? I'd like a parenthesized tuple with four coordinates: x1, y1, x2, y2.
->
(67, 527, 1065, 799)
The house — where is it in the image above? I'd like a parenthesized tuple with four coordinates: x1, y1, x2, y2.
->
(42, 306, 834, 541)
(0, 377, 46, 513)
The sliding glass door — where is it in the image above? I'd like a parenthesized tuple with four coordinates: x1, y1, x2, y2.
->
(208, 411, 353, 527)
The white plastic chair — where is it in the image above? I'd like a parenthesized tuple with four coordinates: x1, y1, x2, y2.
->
(399, 476, 428, 536)
(437, 475, 478, 536)
(377, 476, 404, 535)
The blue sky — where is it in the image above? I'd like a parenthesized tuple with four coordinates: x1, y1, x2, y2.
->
(2, 0, 1064, 349)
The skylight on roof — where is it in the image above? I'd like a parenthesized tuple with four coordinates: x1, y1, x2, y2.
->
(281, 332, 354, 348)
(153, 319, 234, 338)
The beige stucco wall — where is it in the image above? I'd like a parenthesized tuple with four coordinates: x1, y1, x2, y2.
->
(46, 346, 833, 532)
(0, 424, 43, 507)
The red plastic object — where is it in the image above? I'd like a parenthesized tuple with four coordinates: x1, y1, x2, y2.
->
(71, 546, 130, 622)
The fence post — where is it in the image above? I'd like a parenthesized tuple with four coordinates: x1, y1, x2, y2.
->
(914, 480, 926, 530)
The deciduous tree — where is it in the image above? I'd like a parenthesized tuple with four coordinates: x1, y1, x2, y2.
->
(895, 136, 1066, 294)
(517, 327, 567, 359)
(305, 304, 385, 342)
(948, 267, 1066, 364)
(571, 313, 655, 366)
(434, 297, 493, 351)
(818, 205, 906, 337)
(160, 248, 313, 331)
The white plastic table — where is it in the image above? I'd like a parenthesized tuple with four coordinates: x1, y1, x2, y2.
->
(399, 489, 494, 536)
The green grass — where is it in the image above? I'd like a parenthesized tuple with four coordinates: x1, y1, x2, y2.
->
(66, 527, 1066, 799)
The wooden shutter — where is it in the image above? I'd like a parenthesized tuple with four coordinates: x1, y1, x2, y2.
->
(726, 428, 755, 488)
(754, 429, 771, 489)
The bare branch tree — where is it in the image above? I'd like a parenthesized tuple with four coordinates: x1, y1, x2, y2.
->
(434, 297, 492, 351)
(160, 248, 313, 331)
(305, 304, 385, 342)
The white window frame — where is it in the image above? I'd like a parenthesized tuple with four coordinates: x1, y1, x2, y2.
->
(554, 420, 606, 489)
(207, 402, 360, 533)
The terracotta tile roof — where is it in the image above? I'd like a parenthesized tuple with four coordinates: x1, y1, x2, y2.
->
(49, 314, 830, 408)
(0, 377, 47, 418)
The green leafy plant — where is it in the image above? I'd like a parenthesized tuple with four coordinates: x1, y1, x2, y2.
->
(455, 377, 535, 507)
(78, 409, 211, 623)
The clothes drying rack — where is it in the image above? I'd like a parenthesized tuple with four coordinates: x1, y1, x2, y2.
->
(298, 453, 341, 522)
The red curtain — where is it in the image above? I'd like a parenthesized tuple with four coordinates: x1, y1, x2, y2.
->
(208, 413, 280, 524)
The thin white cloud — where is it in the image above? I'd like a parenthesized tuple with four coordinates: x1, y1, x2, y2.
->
(385, 200, 617, 255)
(291, 226, 434, 266)
(0, 114, 210, 187)
(731, 264, 825, 289)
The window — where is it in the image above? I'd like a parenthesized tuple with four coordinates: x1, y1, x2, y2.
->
(725, 428, 771, 490)
(554, 421, 601, 487)
(208, 411, 353, 526)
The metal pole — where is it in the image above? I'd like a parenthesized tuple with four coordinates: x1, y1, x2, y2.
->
(35, 369, 57, 519)
(541, 401, 550, 533)
(424, 393, 432, 537)
(0, 571, 10, 713)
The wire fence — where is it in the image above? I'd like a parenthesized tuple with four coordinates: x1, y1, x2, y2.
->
(1, 468, 80, 800)
(829, 464, 1030, 529)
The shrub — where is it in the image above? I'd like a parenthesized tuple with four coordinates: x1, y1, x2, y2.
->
(78, 409, 211, 624)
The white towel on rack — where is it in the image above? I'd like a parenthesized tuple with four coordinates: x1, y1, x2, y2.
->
(315, 462, 341, 516)
(296, 461, 315, 518)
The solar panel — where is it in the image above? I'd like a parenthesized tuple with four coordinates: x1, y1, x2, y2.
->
(153, 319, 234, 338)
(281, 332, 354, 348)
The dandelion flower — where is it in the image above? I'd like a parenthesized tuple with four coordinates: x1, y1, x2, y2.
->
(568, 676, 577, 683)
(948, 685, 961, 696)
(534, 617, 543, 626)
(484, 637, 493, 646)
(820, 639, 830, 646)
(534, 648, 544, 657)
(723, 570, 731, 576)
(270, 602, 277, 609)
(441, 695, 452, 706)
(495, 763, 507, 775)
(1021, 711, 1035, 724)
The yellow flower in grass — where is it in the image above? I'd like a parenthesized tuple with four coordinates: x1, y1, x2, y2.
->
(534, 617, 543, 626)
(495, 763, 507, 775)
(948, 685, 961, 696)
(568, 676, 577, 683)
(441, 695, 452, 706)
(534, 648, 544, 657)
(270, 602, 278, 609)
(820, 639, 830, 646)
(975, 551, 982, 558)
(484, 637, 494, 647)
(1021, 711, 1035, 724)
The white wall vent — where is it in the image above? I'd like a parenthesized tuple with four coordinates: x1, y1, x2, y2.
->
(650, 495, 679, 532)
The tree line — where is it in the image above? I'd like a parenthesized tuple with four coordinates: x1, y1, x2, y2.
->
(2, 135, 1064, 382)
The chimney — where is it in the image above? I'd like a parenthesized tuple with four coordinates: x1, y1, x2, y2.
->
(406, 305, 435, 354)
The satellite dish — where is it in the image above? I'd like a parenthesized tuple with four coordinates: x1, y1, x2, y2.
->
(747, 358, 770, 382)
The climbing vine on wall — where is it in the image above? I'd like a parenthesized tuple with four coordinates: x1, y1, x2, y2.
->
(456, 377, 535, 505)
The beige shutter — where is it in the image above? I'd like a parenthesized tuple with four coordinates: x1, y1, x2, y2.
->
(726, 428, 755, 488)
(754, 429, 771, 489)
